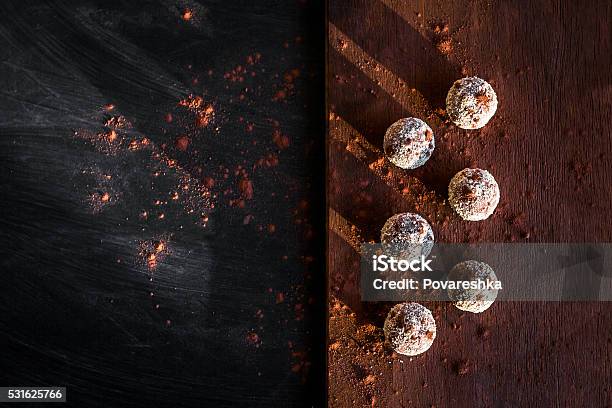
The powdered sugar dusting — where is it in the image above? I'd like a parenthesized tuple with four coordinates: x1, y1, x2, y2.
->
(448, 168, 500, 221)
(383, 117, 435, 169)
(446, 77, 497, 129)
(383, 302, 436, 356)
(380, 212, 434, 259)
(447, 260, 498, 313)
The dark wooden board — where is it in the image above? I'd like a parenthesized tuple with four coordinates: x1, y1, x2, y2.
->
(327, 0, 611, 406)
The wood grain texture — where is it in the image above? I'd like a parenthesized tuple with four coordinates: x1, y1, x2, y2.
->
(328, 0, 611, 406)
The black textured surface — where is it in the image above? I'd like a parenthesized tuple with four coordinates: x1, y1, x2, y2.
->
(0, 1, 324, 407)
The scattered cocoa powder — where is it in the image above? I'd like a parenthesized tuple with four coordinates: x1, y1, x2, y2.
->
(436, 38, 453, 55)
(238, 178, 254, 199)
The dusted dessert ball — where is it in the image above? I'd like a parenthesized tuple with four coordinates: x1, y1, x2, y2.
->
(383, 118, 435, 169)
(447, 260, 498, 313)
(446, 77, 497, 129)
(448, 168, 500, 221)
(380, 212, 434, 259)
(384, 302, 436, 356)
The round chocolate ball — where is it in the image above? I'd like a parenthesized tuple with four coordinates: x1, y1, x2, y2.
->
(446, 77, 498, 129)
(380, 212, 434, 259)
(384, 302, 436, 356)
(448, 168, 500, 221)
(447, 260, 498, 313)
(383, 118, 435, 169)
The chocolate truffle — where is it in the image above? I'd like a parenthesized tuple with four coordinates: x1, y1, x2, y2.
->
(384, 302, 436, 356)
(447, 260, 498, 313)
(383, 118, 434, 169)
(380, 212, 434, 259)
(448, 168, 500, 221)
(446, 77, 497, 129)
